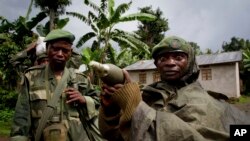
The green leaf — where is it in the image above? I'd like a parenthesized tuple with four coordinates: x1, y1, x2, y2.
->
(56, 18, 69, 29)
(66, 12, 90, 25)
(110, 2, 131, 23)
(26, 12, 47, 30)
(108, 0, 115, 17)
(76, 32, 96, 48)
(84, 0, 101, 12)
(120, 13, 156, 22)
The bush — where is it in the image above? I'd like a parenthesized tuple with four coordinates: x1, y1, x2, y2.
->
(0, 88, 18, 110)
(0, 109, 14, 122)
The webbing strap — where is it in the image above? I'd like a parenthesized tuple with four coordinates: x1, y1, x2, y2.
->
(34, 66, 69, 141)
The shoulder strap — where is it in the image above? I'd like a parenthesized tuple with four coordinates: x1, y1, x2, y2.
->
(35, 66, 70, 141)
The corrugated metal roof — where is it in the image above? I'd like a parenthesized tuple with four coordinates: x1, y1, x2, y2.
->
(196, 51, 242, 65)
(124, 60, 156, 71)
(124, 51, 242, 70)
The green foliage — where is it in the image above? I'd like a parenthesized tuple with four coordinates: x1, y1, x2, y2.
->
(34, 0, 72, 30)
(0, 88, 18, 110)
(0, 109, 14, 122)
(189, 42, 203, 55)
(238, 95, 250, 103)
(67, 0, 156, 63)
(0, 13, 46, 89)
(135, 6, 169, 49)
(0, 88, 16, 136)
(243, 48, 250, 71)
(34, 0, 71, 14)
(81, 47, 103, 67)
(222, 37, 250, 52)
(0, 120, 12, 136)
(114, 48, 140, 68)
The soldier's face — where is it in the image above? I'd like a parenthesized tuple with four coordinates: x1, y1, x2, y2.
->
(155, 52, 188, 81)
(47, 40, 72, 67)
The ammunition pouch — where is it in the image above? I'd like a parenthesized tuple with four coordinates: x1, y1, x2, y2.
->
(43, 122, 68, 141)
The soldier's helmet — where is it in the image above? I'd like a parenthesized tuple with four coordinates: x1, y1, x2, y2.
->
(152, 36, 191, 59)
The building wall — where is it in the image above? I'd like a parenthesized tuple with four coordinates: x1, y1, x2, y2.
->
(198, 63, 240, 98)
(128, 70, 158, 86)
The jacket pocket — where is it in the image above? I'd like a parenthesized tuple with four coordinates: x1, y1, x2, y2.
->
(30, 86, 47, 118)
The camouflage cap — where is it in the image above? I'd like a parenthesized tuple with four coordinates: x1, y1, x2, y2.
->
(152, 36, 191, 59)
(44, 29, 75, 43)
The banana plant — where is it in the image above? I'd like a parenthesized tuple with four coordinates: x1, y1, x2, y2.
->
(243, 48, 250, 71)
(67, 0, 156, 63)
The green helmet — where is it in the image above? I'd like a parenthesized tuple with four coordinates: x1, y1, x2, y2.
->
(152, 36, 191, 59)
(44, 29, 75, 43)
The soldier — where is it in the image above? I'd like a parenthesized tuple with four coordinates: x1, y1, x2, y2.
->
(34, 52, 49, 66)
(10, 29, 102, 141)
(99, 36, 250, 140)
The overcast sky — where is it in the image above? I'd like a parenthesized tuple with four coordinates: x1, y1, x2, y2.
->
(1, 0, 250, 52)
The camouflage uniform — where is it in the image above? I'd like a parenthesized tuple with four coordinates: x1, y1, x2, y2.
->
(10, 29, 102, 141)
(66, 50, 83, 69)
(99, 36, 250, 141)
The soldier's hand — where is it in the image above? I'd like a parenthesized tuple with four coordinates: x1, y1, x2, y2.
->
(100, 69, 132, 107)
(25, 42, 37, 55)
(122, 69, 132, 83)
(64, 88, 86, 105)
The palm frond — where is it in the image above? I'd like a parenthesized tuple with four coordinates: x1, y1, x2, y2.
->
(106, 43, 116, 64)
(97, 13, 110, 29)
(82, 47, 92, 64)
(110, 2, 131, 23)
(111, 35, 138, 51)
(122, 33, 150, 55)
(243, 50, 250, 59)
(116, 49, 128, 60)
(100, 0, 107, 12)
(56, 18, 69, 29)
(114, 29, 141, 38)
(88, 11, 98, 22)
(120, 13, 156, 22)
(66, 12, 91, 25)
(108, 0, 115, 17)
(26, 12, 47, 30)
(84, 0, 101, 12)
(76, 32, 96, 48)
(111, 30, 150, 55)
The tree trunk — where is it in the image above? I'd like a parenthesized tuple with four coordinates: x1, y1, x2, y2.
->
(49, 9, 56, 31)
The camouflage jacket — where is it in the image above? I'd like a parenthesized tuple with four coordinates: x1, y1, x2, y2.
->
(10, 64, 101, 141)
(100, 81, 250, 141)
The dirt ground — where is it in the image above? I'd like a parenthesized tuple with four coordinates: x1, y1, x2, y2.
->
(0, 103, 249, 141)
